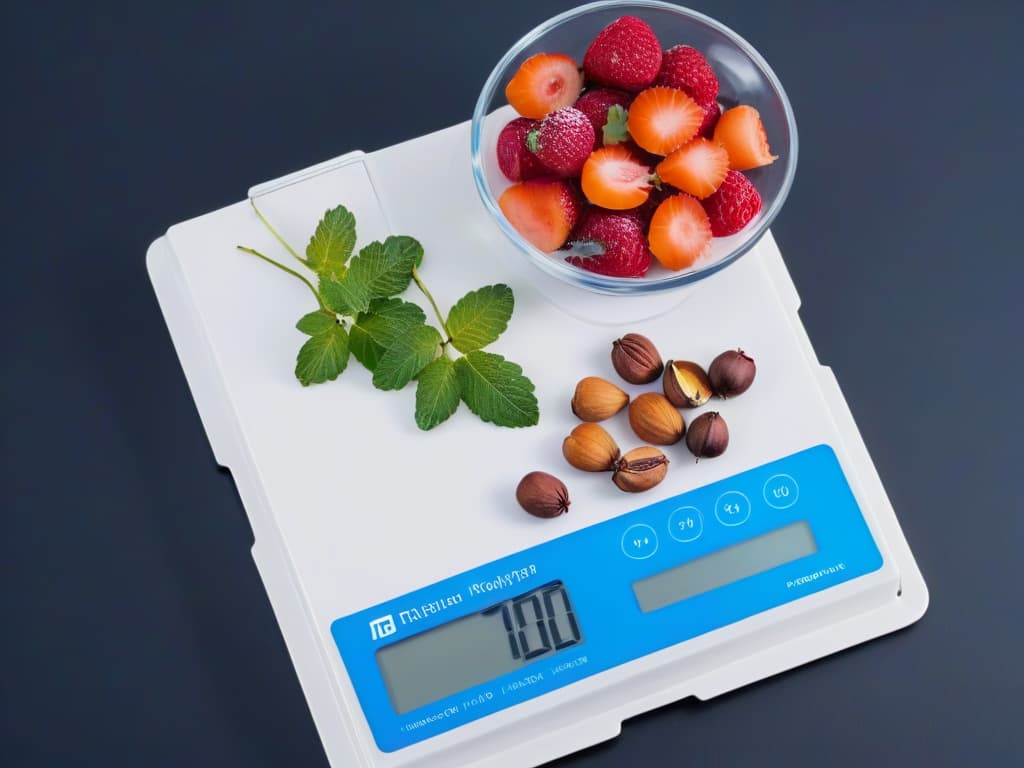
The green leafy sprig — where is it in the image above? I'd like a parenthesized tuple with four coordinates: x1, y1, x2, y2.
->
(237, 201, 539, 430)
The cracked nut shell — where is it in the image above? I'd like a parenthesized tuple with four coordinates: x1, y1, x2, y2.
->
(611, 333, 664, 384)
(628, 392, 685, 445)
(684, 411, 729, 459)
(708, 349, 756, 397)
(613, 446, 669, 493)
(563, 423, 621, 472)
(663, 360, 713, 408)
(516, 471, 571, 518)
(571, 376, 629, 422)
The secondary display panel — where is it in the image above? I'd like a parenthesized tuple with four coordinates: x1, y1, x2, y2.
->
(331, 445, 885, 752)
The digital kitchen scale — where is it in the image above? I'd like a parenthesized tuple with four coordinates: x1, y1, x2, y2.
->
(147, 118, 928, 767)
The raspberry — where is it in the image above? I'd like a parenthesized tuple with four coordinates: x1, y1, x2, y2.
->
(701, 170, 762, 236)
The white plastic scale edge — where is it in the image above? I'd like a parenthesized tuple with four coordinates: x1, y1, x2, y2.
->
(147, 119, 928, 768)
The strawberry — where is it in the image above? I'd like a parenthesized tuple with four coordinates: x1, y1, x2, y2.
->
(498, 179, 582, 252)
(496, 117, 545, 181)
(701, 170, 762, 236)
(713, 105, 777, 171)
(648, 194, 713, 270)
(625, 184, 674, 229)
(565, 208, 652, 277)
(583, 16, 663, 92)
(581, 145, 653, 210)
(626, 86, 703, 155)
(655, 138, 730, 199)
(655, 45, 719, 107)
(698, 100, 721, 137)
(574, 88, 633, 147)
(505, 53, 584, 119)
(526, 107, 595, 177)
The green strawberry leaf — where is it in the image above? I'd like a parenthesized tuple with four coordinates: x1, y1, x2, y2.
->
(371, 324, 442, 391)
(345, 237, 421, 304)
(295, 324, 350, 386)
(383, 235, 424, 269)
(446, 284, 514, 353)
(414, 356, 460, 430)
(296, 310, 338, 336)
(350, 298, 427, 371)
(603, 104, 630, 146)
(454, 350, 538, 428)
(320, 276, 367, 316)
(306, 205, 356, 279)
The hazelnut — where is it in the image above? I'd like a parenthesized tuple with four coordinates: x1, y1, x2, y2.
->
(628, 393, 685, 445)
(612, 446, 669, 493)
(709, 349, 756, 397)
(571, 376, 629, 422)
(685, 412, 729, 459)
(611, 333, 664, 384)
(516, 472, 571, 518)
(663, 360, 713, 408)
(562, 423, 621, 472)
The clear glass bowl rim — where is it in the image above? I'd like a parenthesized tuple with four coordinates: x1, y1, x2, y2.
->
(470, 0, 799, 295)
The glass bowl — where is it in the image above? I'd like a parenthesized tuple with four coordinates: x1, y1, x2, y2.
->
(470, 0, 798, 296)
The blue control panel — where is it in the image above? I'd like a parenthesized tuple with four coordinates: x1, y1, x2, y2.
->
(331, 445, 884, 752)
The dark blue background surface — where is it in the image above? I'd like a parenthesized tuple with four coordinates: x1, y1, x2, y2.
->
(3, 1, 1022, 766)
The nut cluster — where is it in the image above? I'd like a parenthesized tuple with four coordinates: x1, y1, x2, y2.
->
(517, 335, 758, 517)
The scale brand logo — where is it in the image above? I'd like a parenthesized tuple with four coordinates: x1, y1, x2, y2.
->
(369, 614, 397, 641)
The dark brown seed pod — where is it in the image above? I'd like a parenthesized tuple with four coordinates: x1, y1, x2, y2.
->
(516, 471, 571, 518)
(708, 349, 756, 397)
(663, 360, 713, 408)
(612, 446, 669, 492)
(611, 333, 664, 384)
(684, 412, 729, 459)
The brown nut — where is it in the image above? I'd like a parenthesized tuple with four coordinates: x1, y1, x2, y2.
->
(611, 333, 664, 384)
(562, 423, 621, 472)
(612, 446, 669, 493)
(708, 349, 756, 397)
(571, 376, 629, 422)
(685, 412, 729, 459)
(516, 471, 571, 518)
(663, 360, 713, 408)
(628, 393, 685, 445)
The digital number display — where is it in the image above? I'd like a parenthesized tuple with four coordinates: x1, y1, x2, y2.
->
(376, 582, 582, 715)
(633, 521, 818, 613)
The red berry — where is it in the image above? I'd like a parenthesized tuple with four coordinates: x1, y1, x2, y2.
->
(565, 208, 653, 277)
(527, 107, 595, 177)
(701, 170, 762, 236)
(698, 100, 721, 138)
(655, 45, 719, 107)
(496, 117, 545, 181)
(574, 88, 633, 147)
(498, 179, 582, 252)
(583, 16, 663, 92)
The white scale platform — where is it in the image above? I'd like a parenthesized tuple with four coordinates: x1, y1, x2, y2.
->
(147, 119, 928, 767)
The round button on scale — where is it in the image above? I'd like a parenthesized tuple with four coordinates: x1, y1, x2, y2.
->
(763, 473, 799, 509)
(714, 491, 751, 527)
(621, 524, 658, 559)
(668, 506, 703, 542)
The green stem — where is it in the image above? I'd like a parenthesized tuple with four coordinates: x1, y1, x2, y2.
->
(249, 198, 305, 265)
(236, 245, 324, 309)
(412, 265, 452, 340)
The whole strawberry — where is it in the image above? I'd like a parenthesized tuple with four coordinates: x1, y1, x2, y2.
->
(698, 100, 721, 138)
(574, 88, 633, 147)
(655, 45, 719, 106)
(497, 117, 545, 181)
(702, 170, 762, 236)
(526, 107, 595, 177)
(565, 208, 653, 277)
(584, 16, 663, 92)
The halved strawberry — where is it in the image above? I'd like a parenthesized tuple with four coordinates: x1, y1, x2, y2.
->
(498, 179, 582, 252)
(655, 138, 730, 199)
(647, 194, 713, 270)
(581, 145, 653, 210)
(505, 53, 584, 120)
(713, 105, 777, 171)
(626, 86, 703, 155)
